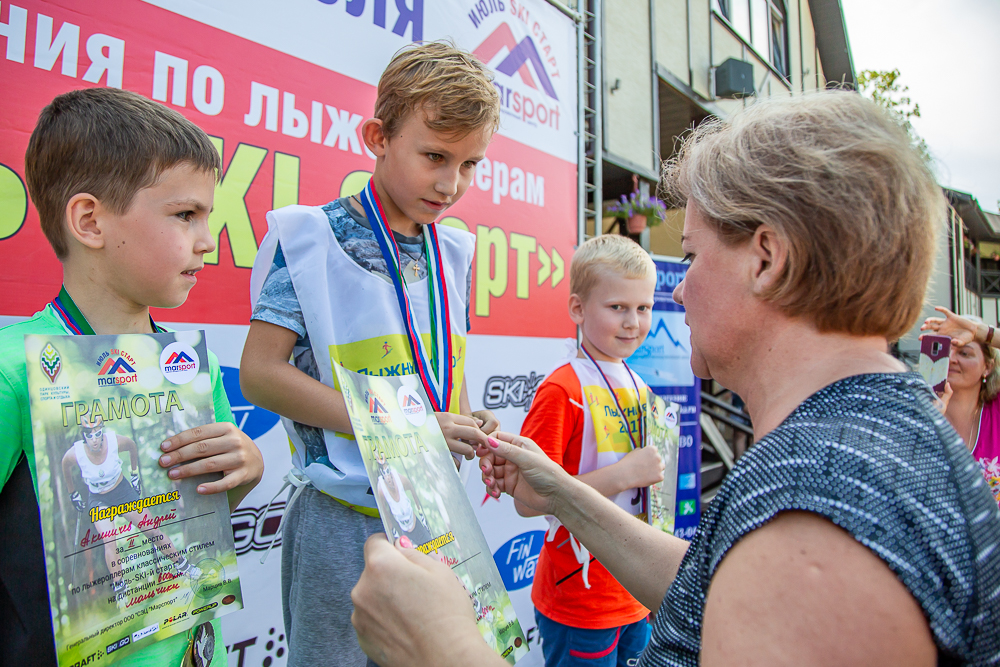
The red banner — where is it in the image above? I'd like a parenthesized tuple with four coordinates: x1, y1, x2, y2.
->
(0, 0, 576, 337)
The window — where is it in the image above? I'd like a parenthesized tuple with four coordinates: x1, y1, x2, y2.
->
(713, 0, 790, 81)
(768, 0, 789, 78)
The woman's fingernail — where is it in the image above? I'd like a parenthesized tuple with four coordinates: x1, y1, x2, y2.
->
(399, 535, 413, 549)
(168, 469, 180, 479)
(480, 464, 488, 472)
(488, 437, 500, 449)
(160, 441, 170, 451)
(159, 455, 171, 466)
(197, 485, 207, 494)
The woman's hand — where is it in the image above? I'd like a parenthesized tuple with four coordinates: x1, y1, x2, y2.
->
(352, 535, 500, 667)
(476, 432, 571, 516)
(921, 306, 982, 348)
(933, 381, 954, 414)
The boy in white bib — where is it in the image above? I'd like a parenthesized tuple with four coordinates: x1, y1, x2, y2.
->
(241, 42, 501, 667)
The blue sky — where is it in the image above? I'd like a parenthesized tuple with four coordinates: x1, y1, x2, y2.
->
(841, 0, 1000, 214)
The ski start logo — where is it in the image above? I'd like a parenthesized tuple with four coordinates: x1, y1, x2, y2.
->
(469, 0, 563, 131)
(366, 389, 392, 425)
(396, 385, 427, 426)
(96, 349, 137, 387)
(159, 342, 200, 385)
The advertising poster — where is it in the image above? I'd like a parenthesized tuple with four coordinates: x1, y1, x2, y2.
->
(24, 330, 242, 666)
(335, 365, 530, 664)
(646, 395, 680, 535)
(629, 259, 701, 540)
(1, 0, 579, 663)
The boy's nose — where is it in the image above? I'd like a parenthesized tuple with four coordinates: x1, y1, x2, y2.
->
(194, 220, 216, 254)
(436, 170, 460, 197)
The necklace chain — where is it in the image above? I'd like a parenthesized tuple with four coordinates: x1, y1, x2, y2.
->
(968, 405, 982, 452)
(351, 194, 423, 272)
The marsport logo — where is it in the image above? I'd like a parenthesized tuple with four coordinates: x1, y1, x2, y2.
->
(664, 404, 679, 429)
(366, 389, 392, 425)
(396, 385, 427, 426)
(159, 342, 200, 385)
(96, 349, 137, 387)
(470, 7, 563, 131)
(40, 342, 62, 383)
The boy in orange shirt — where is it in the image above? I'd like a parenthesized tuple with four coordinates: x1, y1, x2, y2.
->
(518, 234, 664, 666)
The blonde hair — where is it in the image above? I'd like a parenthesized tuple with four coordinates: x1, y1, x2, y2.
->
(570, 235, 656, 301)
(375, 41, 500, 139)
(662, 90, 946, 340)
(962, 316, 1000, 405)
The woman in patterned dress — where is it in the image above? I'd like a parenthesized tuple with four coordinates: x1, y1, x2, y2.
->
(350, 91, 1000, 667)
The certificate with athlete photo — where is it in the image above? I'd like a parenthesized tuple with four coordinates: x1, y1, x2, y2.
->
(24, 331, 242, 667)
(646, 394, 681, 535)
(334, 365, 530, 665)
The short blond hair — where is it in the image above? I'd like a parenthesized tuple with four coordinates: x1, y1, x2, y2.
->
(662, 90, 946, 340)
(375, 41, 500, 138)
(570, 235, 656, 300)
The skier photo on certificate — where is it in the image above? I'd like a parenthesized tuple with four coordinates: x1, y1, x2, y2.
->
(374, 453, 432, 547)
(61, 416, 201, 597)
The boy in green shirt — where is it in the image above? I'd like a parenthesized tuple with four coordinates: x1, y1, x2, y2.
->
(0, 87, 264, 666)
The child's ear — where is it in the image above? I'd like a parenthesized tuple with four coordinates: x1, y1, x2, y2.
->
(65, 193, 105, 250)
(568, 293, 585, 325)
(362, 118, 387, 158)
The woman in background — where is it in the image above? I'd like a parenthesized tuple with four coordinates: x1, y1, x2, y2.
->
(923, 307, 1000, 505)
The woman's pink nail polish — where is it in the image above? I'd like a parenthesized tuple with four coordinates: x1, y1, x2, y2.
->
(488, 437, 500, 448)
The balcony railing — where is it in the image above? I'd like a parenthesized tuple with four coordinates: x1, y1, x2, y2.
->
(964, 260, 1000, 297)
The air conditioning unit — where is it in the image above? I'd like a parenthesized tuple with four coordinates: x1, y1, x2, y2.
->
(714, 58, 754, 99)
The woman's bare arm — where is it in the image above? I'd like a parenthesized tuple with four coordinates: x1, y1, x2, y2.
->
(701, 511, 936, 667)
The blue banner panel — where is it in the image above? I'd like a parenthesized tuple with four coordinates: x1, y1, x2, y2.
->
(628, 260, 701, 539)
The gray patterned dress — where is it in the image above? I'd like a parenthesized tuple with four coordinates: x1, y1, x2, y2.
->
(641, 373, 1000, 666)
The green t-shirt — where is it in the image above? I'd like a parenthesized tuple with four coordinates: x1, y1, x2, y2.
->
(0, 305, 233, 666)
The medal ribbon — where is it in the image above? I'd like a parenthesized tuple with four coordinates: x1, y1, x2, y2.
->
(581, 346, 645, 450)
(51, 285, 161, 335)
(358, 179, 453, 412)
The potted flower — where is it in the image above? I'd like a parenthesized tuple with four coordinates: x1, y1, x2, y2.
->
(605, 193, 668, 234)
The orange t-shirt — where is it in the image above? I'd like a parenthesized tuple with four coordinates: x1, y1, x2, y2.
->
(523, 363, 649, 629)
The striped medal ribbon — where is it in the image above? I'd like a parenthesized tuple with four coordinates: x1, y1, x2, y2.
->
(581, 345, 646, 450)
(51, 285, 161, 336)
(358, 179, 453, 412)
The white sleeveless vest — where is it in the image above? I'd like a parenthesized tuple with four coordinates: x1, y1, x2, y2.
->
(567, 357, 648, 514)
(250, 205, 473, 508)
(546, 358, 648, 588)
(74, 431, 122, 494)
